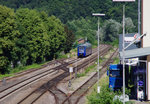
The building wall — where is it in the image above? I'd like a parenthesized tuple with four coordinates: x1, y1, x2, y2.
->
(142, 0, 150, 100)
(143, 0, 150, 47)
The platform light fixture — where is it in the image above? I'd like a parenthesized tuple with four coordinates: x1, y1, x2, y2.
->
(92, 13, 105, 94)
(92, 13, 105, 17)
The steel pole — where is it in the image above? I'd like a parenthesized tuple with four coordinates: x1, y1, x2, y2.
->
(123, 5, 125, 104)
(138, 0, 141, 35)
(92, 13, 105, 94)
(97, 17, 100, 93)
(75, 56, 77, 78)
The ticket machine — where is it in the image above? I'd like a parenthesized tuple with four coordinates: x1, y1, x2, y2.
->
(135, 68, 146, 100)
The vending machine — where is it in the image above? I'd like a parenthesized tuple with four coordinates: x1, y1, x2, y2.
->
(136, 69, 146, 101)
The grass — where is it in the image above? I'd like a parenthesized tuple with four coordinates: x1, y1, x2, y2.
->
(92, 44, 97, 49)
(86, 72, 134, 104)
(87, 69, 109, 95)
(0, 47, 78, 80)
(76, 48, 110, 78)
(0, 74, 14, 79)
(57, 53, 68, 59)
(103, 39, 119, 47)
(58, 48, 77, 59)
(77, 64, 97, 78)
(86, 56, 135, 104)
(70, 48, 77, 57)
(77, 73, 86, 77)
(113, 57, 120, 64)
(12, 63, 43, 73)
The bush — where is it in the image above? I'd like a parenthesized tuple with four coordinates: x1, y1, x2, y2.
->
(87, 84, 120, 104)
(87, 81, 132, 104)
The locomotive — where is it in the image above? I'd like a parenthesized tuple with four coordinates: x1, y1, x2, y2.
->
(77, 42, 92, 57)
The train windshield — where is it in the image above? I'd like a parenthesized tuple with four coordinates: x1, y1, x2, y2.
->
(78, 46, 84, 53)
(109, 70, 122, 78)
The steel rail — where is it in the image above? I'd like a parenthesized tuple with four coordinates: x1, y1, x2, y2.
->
(62, 48, 118, 104)
(18, 45, 111, 104)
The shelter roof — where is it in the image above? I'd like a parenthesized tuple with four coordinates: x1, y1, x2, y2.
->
(120, 47, 150, 59)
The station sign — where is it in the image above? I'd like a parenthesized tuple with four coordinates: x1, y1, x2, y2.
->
(125, 58, 138, 66)
(124, 37, 134, 43)
(69, 67, 73, 73)
(113, 0, 135, 2)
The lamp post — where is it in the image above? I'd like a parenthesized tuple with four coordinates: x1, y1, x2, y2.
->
(113, 1, 136, 103)
(138, 0, 141, 36)
(92, 13, 105, 93)
(112, 0, 135, 104)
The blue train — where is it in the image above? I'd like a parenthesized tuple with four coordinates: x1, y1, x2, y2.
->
(77, 42, 92, 57)
(107, 64, 123, 91)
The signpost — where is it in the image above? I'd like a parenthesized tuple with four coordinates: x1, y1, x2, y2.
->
(69, 67, 73, 73)
(125, 58, 139, 66)
(75, 56, 78, 78)
(68, 67, 73, 87)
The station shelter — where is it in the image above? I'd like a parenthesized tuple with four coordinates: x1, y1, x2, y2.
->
(118, 0, 150, 101)
(120, 47, 150, 100)
(119, 33, 148, 100)
(119, 32, 150, 100)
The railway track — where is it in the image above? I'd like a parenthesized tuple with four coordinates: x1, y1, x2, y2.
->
(30, 47, 117, 104)
(0, 59, 62, 84)
(37, 45, 112, 104)
(0, 44, 111, 104)
(75, 45, 111, 73)
(0, 44, 107, 84)
(49, 87, 71, 104)
(0, 58, 76, 102)
(16, 45, 111, 104)
(62, 48, 119, 104)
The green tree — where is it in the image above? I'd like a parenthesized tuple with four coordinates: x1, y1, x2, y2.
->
(124, 17, 136, 34)
(39, 12, 67, 60)
(0, 5, 19, 73)
(64, 26, 75, 53)
(67, 17, 97, 44)
(46, 15, 66, 59)
(101, 19, 121, 42)
(15, 8, 48, 65)
(0, 0, 138, 27)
